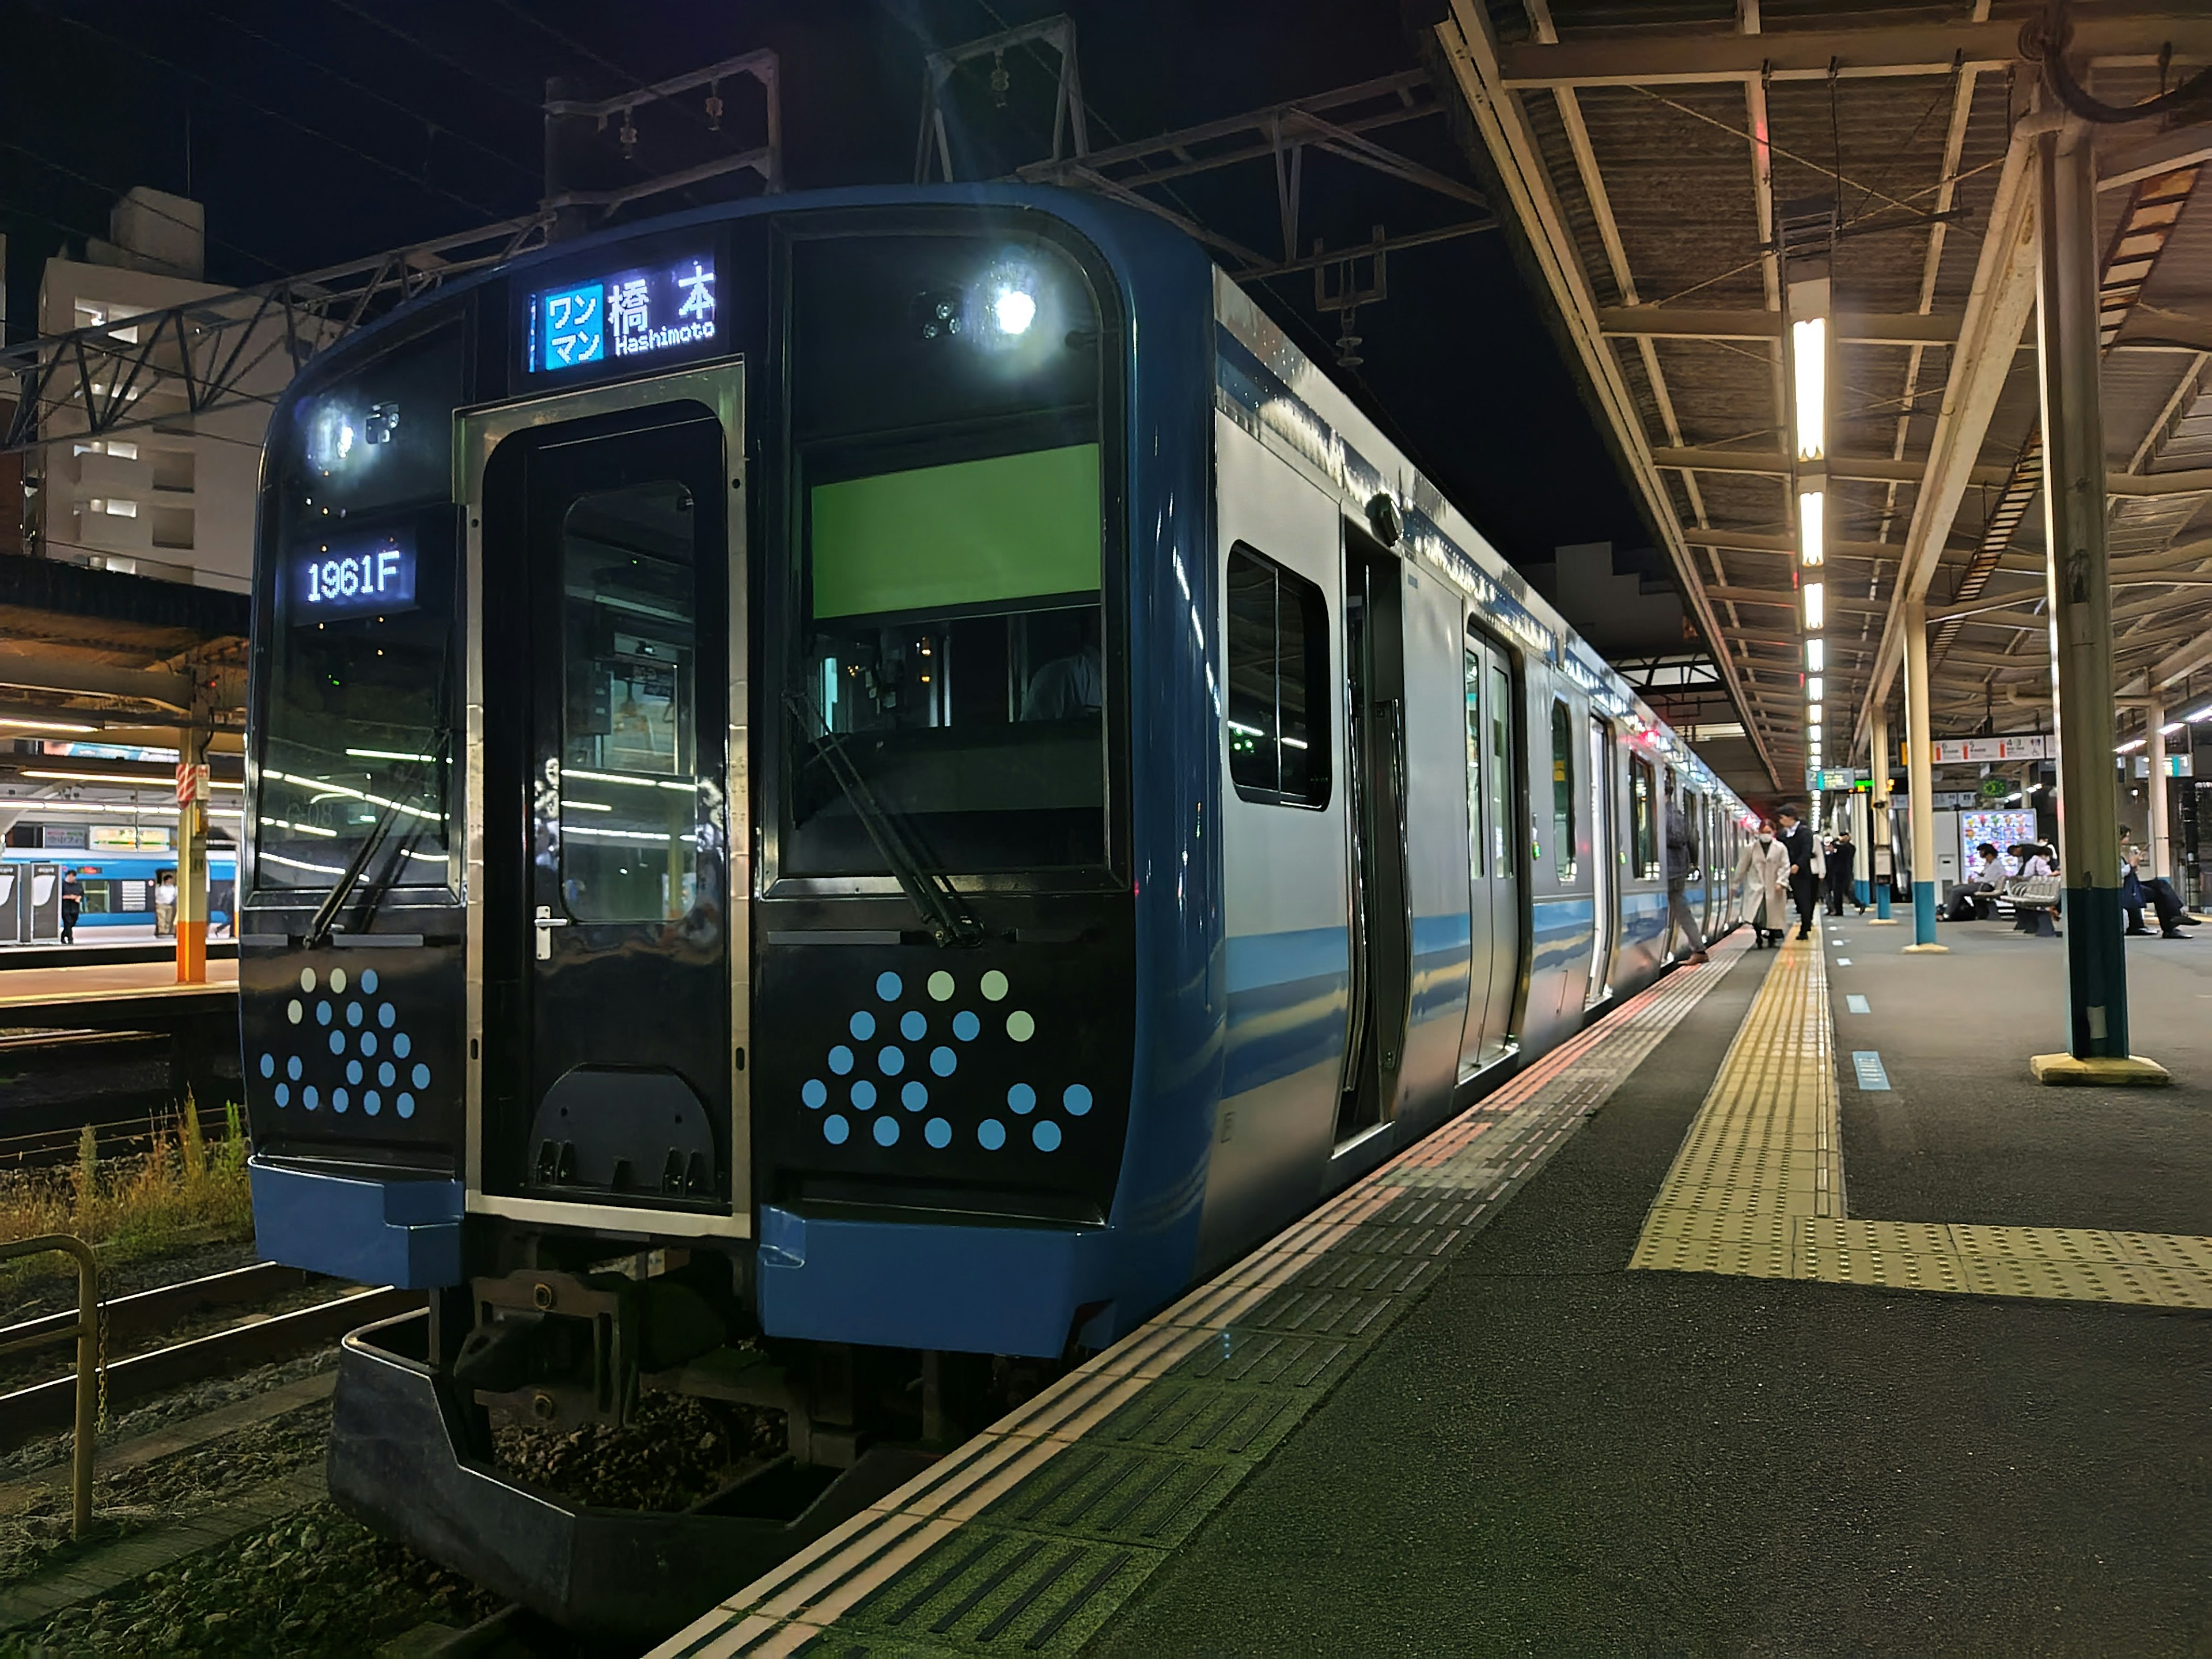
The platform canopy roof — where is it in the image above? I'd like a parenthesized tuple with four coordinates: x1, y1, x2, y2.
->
(1425, 1, 2212, 797)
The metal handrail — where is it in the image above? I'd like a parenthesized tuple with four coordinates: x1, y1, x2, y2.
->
(0, 1234, 99, 1536)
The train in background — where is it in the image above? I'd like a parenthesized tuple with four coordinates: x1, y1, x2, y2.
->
(0, 846, 236, 941)
(234, 183, 1753, 1640)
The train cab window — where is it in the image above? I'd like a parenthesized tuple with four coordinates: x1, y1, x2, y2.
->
(782, 228, 1118, 877)
(1630, 756, 1658, 879)
(254, 321, 464, 895)
(1550, 698, 1577, 881)
(1225, 546, 1329, 807)
(558, 479, 699, 922)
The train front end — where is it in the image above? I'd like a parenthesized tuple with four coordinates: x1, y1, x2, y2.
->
(237, 190, 1218, 1638)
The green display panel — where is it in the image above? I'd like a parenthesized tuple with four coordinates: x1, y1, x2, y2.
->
(810, 443, 1100, 619)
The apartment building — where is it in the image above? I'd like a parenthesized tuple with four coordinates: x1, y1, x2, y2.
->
(33, 187, 291, 592)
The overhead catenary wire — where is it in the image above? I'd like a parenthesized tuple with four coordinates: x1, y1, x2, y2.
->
(318, 0, 546, 112)
(200, 4, 541, 184)
(48, 13, 514, 223)
(0, 137, 289, 276)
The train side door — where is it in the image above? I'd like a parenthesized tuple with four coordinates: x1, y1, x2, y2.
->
(1335, 535, 1411, 1146)
(467, 371, 749, 1229)
(1456, 627, 1520, 1077)
(1586, 715, 1615, 1006)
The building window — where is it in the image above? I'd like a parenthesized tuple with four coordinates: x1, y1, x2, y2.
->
(1631, 755, 1658, 880)
(1225, 544, 1330, 807)
(1551, 698, 1577, 881)
(88, 497, 139, 518)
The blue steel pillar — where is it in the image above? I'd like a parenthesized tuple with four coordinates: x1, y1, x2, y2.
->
(1902, 597, 1945, 953)
(2028, 112, 2165, 1084)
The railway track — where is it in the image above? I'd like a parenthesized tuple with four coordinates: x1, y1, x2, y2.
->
(0, 1260, 419, 1450)
(0, 1026, 236, 1169)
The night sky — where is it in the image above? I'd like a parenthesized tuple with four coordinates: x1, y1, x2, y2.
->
(1, 0, 1650, 566)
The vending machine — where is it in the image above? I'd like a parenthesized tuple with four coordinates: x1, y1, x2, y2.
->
(1959, 808, 2039, 876)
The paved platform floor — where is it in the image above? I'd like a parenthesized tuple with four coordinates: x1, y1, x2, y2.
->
(0, 956, 237, 1013)
(1097, 930, 2211, 1656)
(1828, 916, 2212, 1237)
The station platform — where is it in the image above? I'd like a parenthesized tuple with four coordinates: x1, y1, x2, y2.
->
(656, 921, 2212, 1657)
(0, 956, 237, 1031)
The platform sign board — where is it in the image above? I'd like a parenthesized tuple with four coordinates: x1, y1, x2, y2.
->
(1806, 768, 1868, 791)
(2130, 753, 2192, 778)
(1923, 734, 2051, 764)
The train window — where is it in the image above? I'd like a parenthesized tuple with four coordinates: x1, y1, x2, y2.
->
(1551, 699, 1577, 881)
(1630, 756, 1658, 879)
(558, 479, 700, 922)
(1490, 665, 1513, 877)
(782, 228, 1116, 876)
(1684, 787, 1703, 877)
(256, 322, 462, 894)
(1225, 546, 1329, 807)
(1462, 649, 1483, 877)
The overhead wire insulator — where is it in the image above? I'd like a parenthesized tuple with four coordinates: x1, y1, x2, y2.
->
(706, 81, 724, 132)
(618, 108, 639, 156)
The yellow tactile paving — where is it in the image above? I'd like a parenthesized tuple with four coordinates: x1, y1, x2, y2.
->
(1633, 923, 2212, 1309)
(1631, 931, 1839, 1278)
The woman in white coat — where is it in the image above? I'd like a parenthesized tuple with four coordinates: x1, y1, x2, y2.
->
(1736, 820, 1793, 948)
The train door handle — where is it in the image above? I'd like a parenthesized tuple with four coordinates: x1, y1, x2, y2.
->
(533, 904, 570, 960)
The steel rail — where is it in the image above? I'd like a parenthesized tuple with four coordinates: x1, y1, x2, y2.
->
(0, 1282, 418, 1451)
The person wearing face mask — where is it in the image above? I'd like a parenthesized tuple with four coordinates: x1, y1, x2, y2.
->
(1736, 819, 1792, 947)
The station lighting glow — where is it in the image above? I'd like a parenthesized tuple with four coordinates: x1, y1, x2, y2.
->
(1806, 638, 1824, 673)
(1798, 489, 1824, 566)
(0, 717, 100, 734)
(2116, 738, 2146, 753)
(1803, 582, 1824, 630)
(2160, 721, 2185, 735)
(1808, 704, 1824, 728)
(1791, 316, 1827, 462)
(2188, 704, 2212, 723)
(1806, 676, 1823, 702)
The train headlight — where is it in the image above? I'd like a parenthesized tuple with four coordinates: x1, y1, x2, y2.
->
(991, 285, 1036, 336)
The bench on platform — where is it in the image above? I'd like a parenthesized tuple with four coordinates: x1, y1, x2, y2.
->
(2005, 874, 2061, 936)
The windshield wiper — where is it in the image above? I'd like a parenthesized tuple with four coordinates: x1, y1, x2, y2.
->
(302, 732, 450, 948)
(785, 689, 984, 949)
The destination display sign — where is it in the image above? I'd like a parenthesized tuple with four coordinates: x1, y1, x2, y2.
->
(525, 252, 719, 374)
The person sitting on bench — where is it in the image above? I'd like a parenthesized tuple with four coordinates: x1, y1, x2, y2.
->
(2121, 827, 2195, 940)
(1948, 842, 2005, 921)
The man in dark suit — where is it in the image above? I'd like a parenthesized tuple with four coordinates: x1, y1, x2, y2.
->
(1825, 830, 1859, 915)
(1774, 805, 1819, 940)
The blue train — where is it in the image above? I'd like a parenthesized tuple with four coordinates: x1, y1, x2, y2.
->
(0, 846, 235, 938)
(238, 184, 1750, 1638)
